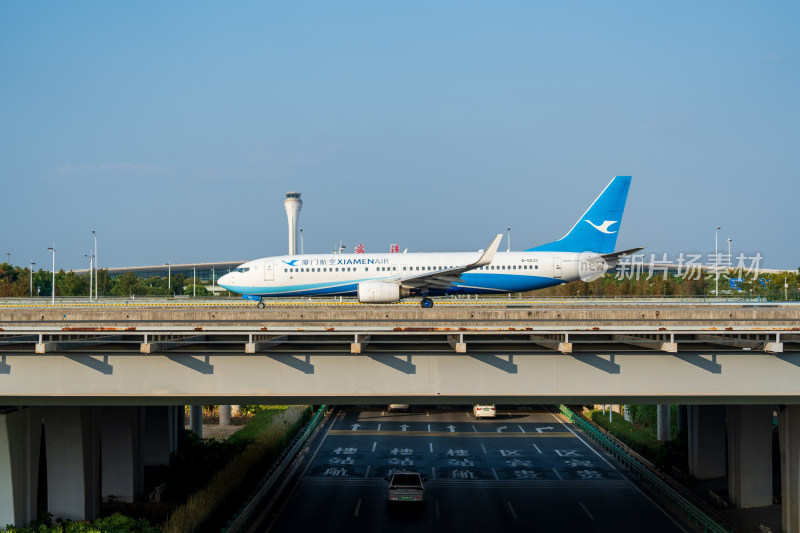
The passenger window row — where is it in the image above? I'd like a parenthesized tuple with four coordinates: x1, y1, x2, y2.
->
(282, 264, 539, 273)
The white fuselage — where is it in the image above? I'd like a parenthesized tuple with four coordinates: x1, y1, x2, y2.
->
(217, 251, 583, 298)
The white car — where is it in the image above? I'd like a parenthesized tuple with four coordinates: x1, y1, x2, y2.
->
(473, 404, 496, 418)
(386, 471, 427, 503)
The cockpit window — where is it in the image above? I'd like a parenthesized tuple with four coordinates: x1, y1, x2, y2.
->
(234, 267, 250, 273)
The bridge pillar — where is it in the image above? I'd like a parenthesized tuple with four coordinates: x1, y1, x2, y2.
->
(779, 405, 800, 532)
(219, 405, 231, 426)
(176, 405, 185, 448)
(0, 408, 42, 527)
(44, 406, 101, 521)
(657, 404, 671, 441)
(727, 405, 772, 508)
(100, 407, 144, 502)
(687, 405, 726, 479)
(190, 405, 203, 437)
(167, 406, 179, 453)
(143, 406, 170, 467)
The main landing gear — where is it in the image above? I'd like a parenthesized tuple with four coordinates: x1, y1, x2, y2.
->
(420, 297, 434, 309)
(257, 299, 265, 309)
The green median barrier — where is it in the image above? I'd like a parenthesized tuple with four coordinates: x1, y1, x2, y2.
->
(222, 405, 328, 533)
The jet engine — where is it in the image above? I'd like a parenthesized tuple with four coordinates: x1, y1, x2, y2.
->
(357, 281, 411, 303)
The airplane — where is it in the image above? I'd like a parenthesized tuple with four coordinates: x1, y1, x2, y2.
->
(217, 176, 643, 308)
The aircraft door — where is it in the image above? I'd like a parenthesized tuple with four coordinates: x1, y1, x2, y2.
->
(264, 260, 274, 281)
(402, 265, 409, 277)
(553, 257, 562, 278)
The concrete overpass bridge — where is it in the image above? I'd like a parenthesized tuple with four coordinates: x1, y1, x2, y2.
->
(1, 303, 800, 530)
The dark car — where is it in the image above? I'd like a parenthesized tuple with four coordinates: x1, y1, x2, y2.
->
(385, 471, 427, 503)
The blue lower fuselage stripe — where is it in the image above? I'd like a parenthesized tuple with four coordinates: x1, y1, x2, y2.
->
(221, 273, 564, 298)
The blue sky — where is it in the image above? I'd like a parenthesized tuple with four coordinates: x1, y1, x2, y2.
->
(2, 2, 798, 270)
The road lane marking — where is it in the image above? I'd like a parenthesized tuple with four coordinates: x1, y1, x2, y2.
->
(472, 425, 477, 432)
(428, 424, 431, 432)
(372, 441, 377, 452)
(533, 443, 542, 454)
(507, 502, 518, 519)
(578, 502, 593, 519)
(552, 467, 563, 481)
(480, 443, 487, 453)
(544, 409, 616, 469)
(431, 466, 437, 480)
(620, 474, 689, 533)
(491, 468, 499, 480)
(518, 425, 526, 433)
(354, 498, 362, 517)
(377, 423, 381, 431)
(364, 465, 371, 478)
(429, 442, 433, 453)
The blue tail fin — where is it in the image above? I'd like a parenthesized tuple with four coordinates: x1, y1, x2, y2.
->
(526, 176, 631, 254)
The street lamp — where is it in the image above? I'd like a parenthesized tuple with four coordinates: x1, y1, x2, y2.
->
(715, 226, 721, 298)
(167, 261, 171, 293)
(47, 246, 55, 306)
(85, 253, 93, 301)
(507, 227, 511, 253)
(727, 237, 732, 268)
(29, 261, 35, 298)
(91, 230, 97, 300)
(300, 228, 304, 255)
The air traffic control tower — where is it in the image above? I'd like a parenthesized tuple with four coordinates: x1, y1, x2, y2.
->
(284, 192, 302, 255)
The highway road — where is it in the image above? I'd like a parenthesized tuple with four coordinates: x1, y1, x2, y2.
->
(259, 406, 691, 533)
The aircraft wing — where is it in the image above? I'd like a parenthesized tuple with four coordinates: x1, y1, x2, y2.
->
(395, 234, 503, 290)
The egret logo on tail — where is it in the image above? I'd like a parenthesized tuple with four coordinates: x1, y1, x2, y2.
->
(584, 220, 618, 234)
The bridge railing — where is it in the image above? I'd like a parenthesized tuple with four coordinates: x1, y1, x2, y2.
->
(558, 404, 731, 533)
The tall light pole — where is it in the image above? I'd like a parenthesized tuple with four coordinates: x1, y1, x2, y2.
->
(507, 227, 511, 252)
(91, 230, 97, 300)
(85, 253, 93, 301)
(727, 237, 732, 268)
(47, 246, 55, 306)
(29, 261, 35, 298)
(167, 261, 171, 294)
(193, 265, 196, 298)
(715, 226, 720, 298)
(300, 228, 304, 255)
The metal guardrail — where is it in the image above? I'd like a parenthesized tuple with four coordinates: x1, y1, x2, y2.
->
(222, 405, 328, 533)
(558, 405, 731, 533)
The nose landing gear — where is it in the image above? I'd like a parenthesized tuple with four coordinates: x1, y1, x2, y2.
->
(420, 297, 433, 309)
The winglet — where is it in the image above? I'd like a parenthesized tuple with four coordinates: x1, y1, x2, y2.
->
(471, 234, 503, 267)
